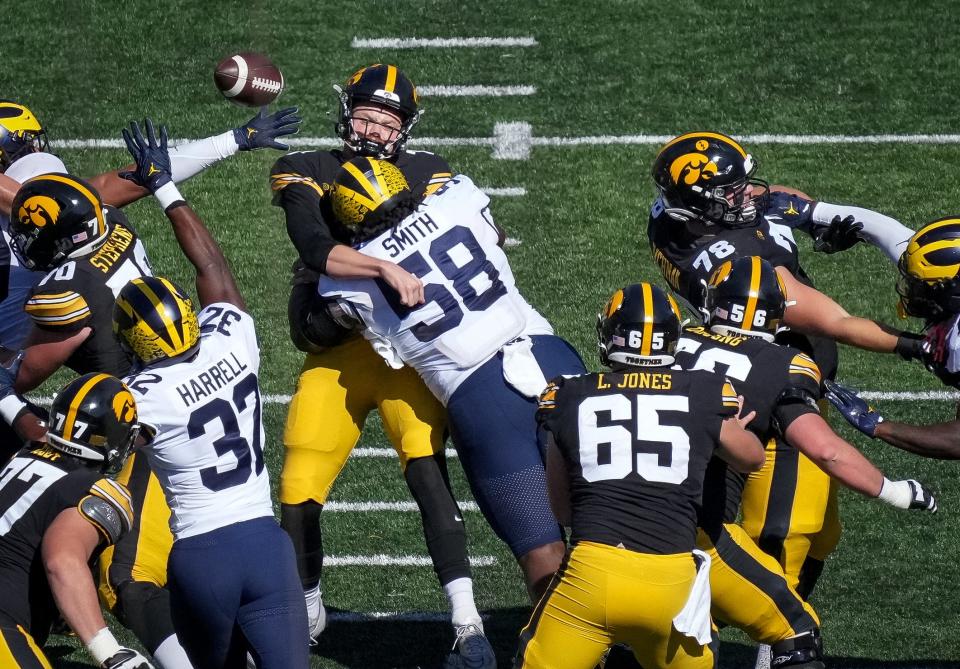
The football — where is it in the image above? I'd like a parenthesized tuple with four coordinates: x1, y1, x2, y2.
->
(213, 52, 284, 107)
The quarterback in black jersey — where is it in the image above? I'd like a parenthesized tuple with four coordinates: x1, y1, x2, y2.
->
(270, 64, 491, 663)
(515, 283, 763, 669)
(0, 372, 148, 669)
(673, 257, 935, 669)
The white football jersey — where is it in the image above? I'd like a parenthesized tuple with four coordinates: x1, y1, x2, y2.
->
(126, 303, 273, 540)
(319, 175, 552, 403)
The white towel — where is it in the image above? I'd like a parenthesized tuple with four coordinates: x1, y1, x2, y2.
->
(672, 549, 713, 645)
(366, 332, 405, 370)
(501, 336, 548, 398)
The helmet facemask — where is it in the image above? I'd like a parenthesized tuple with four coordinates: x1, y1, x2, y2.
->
(896, 260, 960, 321)
(334, 85, 422, 158)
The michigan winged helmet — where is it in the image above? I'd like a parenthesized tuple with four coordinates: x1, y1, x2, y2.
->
(113, 276, 201, 365)
(0, 100, 48, 171)
(331, 156, 414, 235)
(897, 217, 960, 320)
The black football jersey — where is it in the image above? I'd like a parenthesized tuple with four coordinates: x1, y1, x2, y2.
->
(673, 325, 822, 532)
(270, 148, 452, 273)
(23, 211, 151, 377)
(537, 369, 739, 554)
(647, 192, 838, 379)
(0, 445, 133, 638)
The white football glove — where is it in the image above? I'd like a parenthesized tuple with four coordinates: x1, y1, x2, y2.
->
(101, 648, 154, 669)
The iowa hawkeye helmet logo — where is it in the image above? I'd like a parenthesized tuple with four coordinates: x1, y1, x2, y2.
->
(112, 388, 137, 424)
(669, 139, 718, 186)
(17, 194, 60, 228)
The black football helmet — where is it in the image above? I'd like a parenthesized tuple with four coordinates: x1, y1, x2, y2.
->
(597, 283, 682, 368)
(896, 217, 960, 321)
(331, 156, 414, 236)
(334, 64, 422, 157)
(47, 373, 140, 474)
(652, 131, 768, 230)
(0, 100, 48, 172)
(114, 276, 201, 366)
(705, 256, 787, 342)
(9, 173, 109, 271)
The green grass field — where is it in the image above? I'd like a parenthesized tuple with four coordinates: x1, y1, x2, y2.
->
(4, 1, 960, 666)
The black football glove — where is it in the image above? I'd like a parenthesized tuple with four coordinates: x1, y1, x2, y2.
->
(101, 648, 154, 669)
(823, 379, 884, 437)
(906, 480, 938, 512)
(234, 106, 302, 151)
(119, 119, 173, 194)
(812, 215, 864, 254)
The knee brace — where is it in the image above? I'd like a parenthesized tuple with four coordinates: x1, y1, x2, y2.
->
(404, 454, 471, 585)
(280, 501, 325, 589)
(771, 629, 825, 669)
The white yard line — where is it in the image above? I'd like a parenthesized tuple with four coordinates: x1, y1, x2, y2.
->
(325, 500, 479, 512)
(419, 85, 536, 97)
(351, 36, 538, 49)
(483, 187, 526, 197)
(52, 131, 960, 161)
(324, 554, 496, 567)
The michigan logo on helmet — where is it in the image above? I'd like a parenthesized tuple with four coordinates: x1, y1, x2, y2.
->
(0, 100, 48, 171)
(705, 255, 787, 342)
(331, 156, 413, 233)
(9, 173, 108, 271)
(47, 373, 140, 474)
(334, 64, 422, 157)
(113, 276, 201, 365)
(597, 283, 682, 367)
(897, 217, 960, 320)
(652, 131, 768, 229)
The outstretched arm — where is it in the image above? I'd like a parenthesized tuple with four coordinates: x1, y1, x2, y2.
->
(89, 107, 301, 208)
(120, 119, 244, 310)
(776, 266, 906, 353)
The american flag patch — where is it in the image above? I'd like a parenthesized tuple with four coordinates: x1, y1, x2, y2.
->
(611, 335, 625, 346)
(72, 232, 88, 243)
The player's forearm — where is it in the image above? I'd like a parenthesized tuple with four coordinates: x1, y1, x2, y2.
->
(792, 428, 885, 496)
(325, 244, 392, 280)
(165, 203, 245, 309)
(0, 172, 18, 214)
(875, 419, 960, 459)
(45, 553, 109, 642)
(812, 202, 912, 265)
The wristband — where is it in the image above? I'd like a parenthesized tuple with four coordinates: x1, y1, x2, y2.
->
(154, 181, 184, 210)
(0, 393, 27, 425)
(86, 627, 122, 665)
(877, 477, 910, 509)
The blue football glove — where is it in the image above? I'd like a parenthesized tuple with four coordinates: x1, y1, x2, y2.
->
(823, 379, 884, 437)
(234, 106, 302, 151)
(119, 119, 173, 193)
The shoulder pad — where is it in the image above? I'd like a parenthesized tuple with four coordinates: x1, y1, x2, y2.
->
(79, 478, 134, 544)
(788, 352, 822, 386)
(25, 290, 90, 328)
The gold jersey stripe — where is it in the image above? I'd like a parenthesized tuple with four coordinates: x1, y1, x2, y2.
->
(270, 172, 325, 197)
(63, 374, 111, 441)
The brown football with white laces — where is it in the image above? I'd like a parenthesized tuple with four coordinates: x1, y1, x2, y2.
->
(214, 52, 284, 107)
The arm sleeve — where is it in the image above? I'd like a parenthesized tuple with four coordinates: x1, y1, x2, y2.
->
(169, 131, 240, 184)
(811, 201, 913, 264)
(270, 158, 340, 273)
(772, 353, 823, 433)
